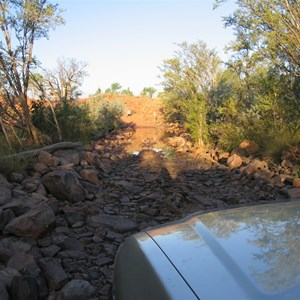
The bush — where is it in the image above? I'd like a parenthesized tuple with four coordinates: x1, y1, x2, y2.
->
(0, 135, 31, 174)
(31, 100, 95, 143)
(212, 122, 245, 152)
(95, 100, 124, 133)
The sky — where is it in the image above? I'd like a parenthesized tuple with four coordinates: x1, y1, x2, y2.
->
(34, 0, 236, 97)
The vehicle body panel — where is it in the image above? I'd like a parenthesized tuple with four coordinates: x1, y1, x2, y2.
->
(114, 202, 300, 300)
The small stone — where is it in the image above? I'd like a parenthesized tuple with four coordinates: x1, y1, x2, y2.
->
(94, 256, 113, 267)
(11, 275, 38, 300)
(0, 186, 12, 206)
(38, 151, 60, 168)
(0, 281, 9, 300)
(80, 169, 99, 184)
(0, 209, 15, 230)
(7, 252, 35, 272)
(53, 237, 83, 251)
(57, 279, 96, 300)
(0, 267, 21, 288)
(40, 245, 61, 257)
(22, 178, 41, 192)
(38, 258, 68, 291)
(0, 246, 12, 264)
(57, 250, 87, 260)
(10, 172, 24, 183)
(87, 214, 138, 233)
(33, 162, 49, 175)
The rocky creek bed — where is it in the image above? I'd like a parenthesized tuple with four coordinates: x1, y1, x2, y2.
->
(0, 127, 298, 299)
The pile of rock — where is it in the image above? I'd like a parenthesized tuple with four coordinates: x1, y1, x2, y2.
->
(0, 132, 297, 299)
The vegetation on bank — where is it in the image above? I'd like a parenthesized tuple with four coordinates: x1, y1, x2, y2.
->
(160, 0, 300, 161)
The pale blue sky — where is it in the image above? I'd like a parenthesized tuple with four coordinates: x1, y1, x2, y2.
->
(34, 0, 235, 96)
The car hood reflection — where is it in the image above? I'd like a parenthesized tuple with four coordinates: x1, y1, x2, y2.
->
(147, 202, 300, 300)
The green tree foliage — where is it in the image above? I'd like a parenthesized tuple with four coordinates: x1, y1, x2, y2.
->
(31, 101, 94, 143)
(211, 0, 300, 157)
(31, 95, 125, 143)
(105, 82, 122, 94)
(216, 0, 300, 75)
(0, 0, 64, 144)
(121, 87, 134, 96)
(160, 41, 222, 145)
(140, 87, 157, 98)
(95, 99, 124, 133)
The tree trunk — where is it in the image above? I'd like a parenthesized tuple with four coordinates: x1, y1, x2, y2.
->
(20, 94, 41, 144)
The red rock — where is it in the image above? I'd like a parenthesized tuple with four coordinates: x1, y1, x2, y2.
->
(38, 151, 59, 168)
(94, 144, 105, 152)
(33, 163, 49, 175)
(227, 154, 243, 170)
(219, 152, 230, 160)
(81, 151, 98, 165)
(80, 169, 99, 184)
(293, 178, 300, 188)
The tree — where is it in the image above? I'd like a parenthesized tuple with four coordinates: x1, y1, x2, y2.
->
(0, 0, 64, 144)
(105, 82, 122, 94)
(212, 0, 300, 154)
(160, 41, 222, 145)
(121, 87, 133, 96)
(140, 87, 156, 98)
(215, 0, 300, 75)
(38, 57, 87, 102)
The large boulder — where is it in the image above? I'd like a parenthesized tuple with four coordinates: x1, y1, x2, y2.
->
(57, 280, 96, 300)
(42, 170, 87, 202)
(4, 202, 55, 239)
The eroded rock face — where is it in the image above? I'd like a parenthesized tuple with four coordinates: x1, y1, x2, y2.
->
(42, 170, 87, 202)
(4, 202, 55, 239)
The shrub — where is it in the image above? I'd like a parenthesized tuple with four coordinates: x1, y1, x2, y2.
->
(0, 135, 31, 175)
(31, 100, 95, 143)
(212, 122, 245, 152)
(95, 100, 124, 133)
